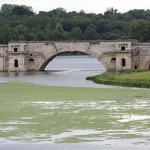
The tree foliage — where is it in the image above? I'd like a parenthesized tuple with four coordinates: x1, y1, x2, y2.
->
(84, 24, 99, 40)
(12, 5, 34, 16)
(0, 4, 150, 44)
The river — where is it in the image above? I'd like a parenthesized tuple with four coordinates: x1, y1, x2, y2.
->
(0, 55, 115, 88)
(0, 56, 149, 150)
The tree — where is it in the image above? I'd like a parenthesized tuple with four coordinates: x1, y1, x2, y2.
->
(104, 8, 118, 16)
(84, 24, 99, 40)
(1, 3, 150, 43)
(0, 4, 16, 16)
(11, 24, 28, 40)
(25, 16, 39, 30)
(0, 25, 13, 43)
(130, 19, 150, 42)
(45, 29, 56, 40)
(71, 27, 83, 40)
(38, 16, 51, 30)
(54, 23, 64, 40)
(101, 32, 119, 40)
(12, 5, 34, 16)
(51, 7, 67, 17)
(37, 32, 46, 40)
(96, 20, 109, 33)
(25, 32, 36, 41)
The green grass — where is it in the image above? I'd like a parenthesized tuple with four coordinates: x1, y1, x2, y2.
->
(0, 82, 150, 143)
(87, 71, 150, 88)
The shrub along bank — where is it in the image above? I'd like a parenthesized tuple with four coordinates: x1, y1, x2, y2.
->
(86, 70, 150, 88)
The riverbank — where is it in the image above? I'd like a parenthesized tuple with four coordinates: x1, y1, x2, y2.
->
(86, 70, 150, 88)
(0, 82, 150, 146)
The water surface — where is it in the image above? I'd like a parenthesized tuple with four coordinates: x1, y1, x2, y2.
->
(0, 56, 115, 88)
(0, 56, 149, 149)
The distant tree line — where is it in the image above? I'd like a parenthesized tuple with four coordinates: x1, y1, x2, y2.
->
(0, 4, 150, 44)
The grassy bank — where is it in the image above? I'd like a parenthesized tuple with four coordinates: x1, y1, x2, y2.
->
(87, 70, 150, 88)
(0, 82, 150, 143)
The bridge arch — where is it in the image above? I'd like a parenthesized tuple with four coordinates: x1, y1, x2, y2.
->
(39, 50, 103, 71)
(35, 41, 122, 71)
(12, 41, 133, 72)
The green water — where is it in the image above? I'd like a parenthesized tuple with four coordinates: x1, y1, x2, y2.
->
(0, 82, 150, 146)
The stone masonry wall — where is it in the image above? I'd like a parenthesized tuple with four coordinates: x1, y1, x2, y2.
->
(0, 41, 150, 71)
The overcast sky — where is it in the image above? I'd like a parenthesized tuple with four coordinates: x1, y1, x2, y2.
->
(0, 0, 150, 14)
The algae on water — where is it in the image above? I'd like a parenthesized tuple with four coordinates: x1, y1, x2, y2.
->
(0, 82, 150, 144)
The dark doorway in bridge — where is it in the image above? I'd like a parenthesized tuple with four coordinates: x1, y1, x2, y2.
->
(110, 58, 116, 70)
(121, 58, 126, 67)
(148, 64, 150, 69)
(134, 65, 137, 69)
(121, 46, 125, 51)
(14, 59, 18, 68)
(14, 48, 18, 52)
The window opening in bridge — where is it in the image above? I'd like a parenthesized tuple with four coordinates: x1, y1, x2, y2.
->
(121, 58, 126, 67)
(30, 54, 33, 56)
(121, 46, 125, 51)
(29, 59, 34, 62)
(134, 65, 137, 69)
(14, 48, 18, 52)
(14, 59, 18, 68)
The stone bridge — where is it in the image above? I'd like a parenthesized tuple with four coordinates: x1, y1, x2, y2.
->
(0, 40, 150, 71)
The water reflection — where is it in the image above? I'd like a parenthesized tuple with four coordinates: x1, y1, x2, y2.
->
(0, 71, 50, 77)
(0, 72, 29, 77)
(0, 56, 116, 88)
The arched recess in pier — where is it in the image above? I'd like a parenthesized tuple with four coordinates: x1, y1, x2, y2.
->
(147, 62, 150, 69)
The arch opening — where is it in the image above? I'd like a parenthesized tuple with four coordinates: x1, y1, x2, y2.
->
(121, 46, 126, 51)
(109, 57, 116, 71)
(111, 58, 116, 61)
(39, 51, 106, 71)
(14, 48, 18, 52)
(29, 58, 34, 62)
(148, 63, 150, 69)
(134, 65, 137, 69)
(121, 58, 126, 67)
(14, 59, 18, 68)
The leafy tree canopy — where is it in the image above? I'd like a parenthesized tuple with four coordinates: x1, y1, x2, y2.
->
(0, 4, 150, 44)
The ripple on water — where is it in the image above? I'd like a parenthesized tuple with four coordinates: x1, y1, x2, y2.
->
(0, 127, 17, 132)
(118, 115, 150, 122)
